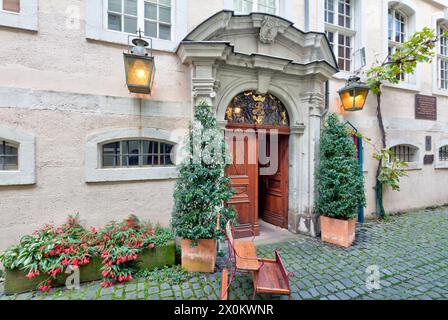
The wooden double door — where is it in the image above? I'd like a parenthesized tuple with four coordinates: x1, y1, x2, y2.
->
(225, 125, 289, 238)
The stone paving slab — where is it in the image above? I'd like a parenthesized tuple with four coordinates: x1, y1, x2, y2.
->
(1, 208, 447, 300)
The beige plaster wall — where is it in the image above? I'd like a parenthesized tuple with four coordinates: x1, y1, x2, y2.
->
(1, 0, 448, 250)
(326, 0, 448, 216)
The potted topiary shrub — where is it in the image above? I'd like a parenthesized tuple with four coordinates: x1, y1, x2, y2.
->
(316, 113, 366, 248)
(172, 101, 236, 272)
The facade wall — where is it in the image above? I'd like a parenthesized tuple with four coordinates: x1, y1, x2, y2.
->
(1, 0, 448, 250)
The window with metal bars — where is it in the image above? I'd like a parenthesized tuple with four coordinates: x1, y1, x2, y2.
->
(0, 140, 18, 171)
(102, 139, 174, 168)
(390, 145, 416, 163)
(439, 145, 448, 161)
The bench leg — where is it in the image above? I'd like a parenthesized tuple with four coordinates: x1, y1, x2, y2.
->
(221, 269, 228, 300)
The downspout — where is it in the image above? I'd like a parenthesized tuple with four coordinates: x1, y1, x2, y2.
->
(304, 0, 310, 32)
(321, 80, 330, 118)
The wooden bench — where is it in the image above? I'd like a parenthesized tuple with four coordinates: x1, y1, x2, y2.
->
(221, 221, 293, 300)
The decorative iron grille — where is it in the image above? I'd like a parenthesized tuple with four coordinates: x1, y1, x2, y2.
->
(439, 145, 448, 161)
(225, 91, 289, 126)
(390, 145, 416, 162)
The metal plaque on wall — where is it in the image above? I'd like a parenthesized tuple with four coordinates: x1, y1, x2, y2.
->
(415, 94, 437, 121)
(424, 155, 434, 165)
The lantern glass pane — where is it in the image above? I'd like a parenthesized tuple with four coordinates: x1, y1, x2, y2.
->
(354, 89, 368, 108)
(340, 90, 354, 110)
(124, 54, 154, 93)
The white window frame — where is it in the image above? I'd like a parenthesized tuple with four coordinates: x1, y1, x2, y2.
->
(0, 126, 36, 186)
(233, 0, 280, 15)
(105, 0, 173, 40)
(388, 8, 408, 82)
(0, 0, 37, 31)
(101, 139, 175, 168)
(324, 0, 356, 73)
(437, 24, 448, 90)
(382, 0, 419, 91)
(85, 128, 182, 183)
(86, 0, 188, 52)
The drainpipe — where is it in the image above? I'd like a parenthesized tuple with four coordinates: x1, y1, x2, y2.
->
(304, 0, 310, 32)
(321, 80, 330, 118)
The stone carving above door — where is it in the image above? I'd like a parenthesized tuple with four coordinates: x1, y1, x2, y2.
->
(259, 16, 280, 44)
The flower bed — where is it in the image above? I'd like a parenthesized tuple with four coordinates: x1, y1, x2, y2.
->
(0, 215, 175, 294)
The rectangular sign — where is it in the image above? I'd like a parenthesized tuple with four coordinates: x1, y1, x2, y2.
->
(415, 94, 437, 121)
(424, 155, 434, 165)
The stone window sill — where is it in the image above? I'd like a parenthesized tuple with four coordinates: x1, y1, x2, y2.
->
(435, 162, 448, 170)
(85, 167, 178, 183)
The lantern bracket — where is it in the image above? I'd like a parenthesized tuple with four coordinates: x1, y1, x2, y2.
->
(127, 29, 153, 57)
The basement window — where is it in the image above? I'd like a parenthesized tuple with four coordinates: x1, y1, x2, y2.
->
(0, 140, 18, 171)
(439, 145, 448, 162)
(390, 145, 417, 163)
(102, 139, 174, 168)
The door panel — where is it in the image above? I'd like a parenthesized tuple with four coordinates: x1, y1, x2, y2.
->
(225, 129, 259, 237)
(260, 134, 289, 228)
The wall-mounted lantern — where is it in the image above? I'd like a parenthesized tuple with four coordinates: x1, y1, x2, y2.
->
(123, 31, 155, 94)
(338, 76, 370, 111)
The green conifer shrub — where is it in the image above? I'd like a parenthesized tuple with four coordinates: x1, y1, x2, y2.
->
(316, 113, 366, 220)
(171, 101, 236, 244)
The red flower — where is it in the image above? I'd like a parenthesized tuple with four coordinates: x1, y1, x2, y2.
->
(148, 243, 155, 249)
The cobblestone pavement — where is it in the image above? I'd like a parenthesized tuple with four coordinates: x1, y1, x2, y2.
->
(1, 208, 447, 300)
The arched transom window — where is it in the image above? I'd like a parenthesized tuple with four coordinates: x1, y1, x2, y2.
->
(0, 140, 18, 171)
(102, 139, 174, 168)
(225, 91, 289, 126)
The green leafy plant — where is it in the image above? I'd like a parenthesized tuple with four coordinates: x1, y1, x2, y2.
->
(135, 265, 197, 285)
(171, 101, 236, 244)
(0, 214, 174, 291)
(316, 114, 366, 220)
(365, 27, 445, 217)
(373, 149, 408, 191)
(0, 214, 96, 291)
(97, 215, 173, 287)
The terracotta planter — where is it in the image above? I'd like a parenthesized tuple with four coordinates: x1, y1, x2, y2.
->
(320, 216, 356, 248)
(181, 239, 216, 273)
